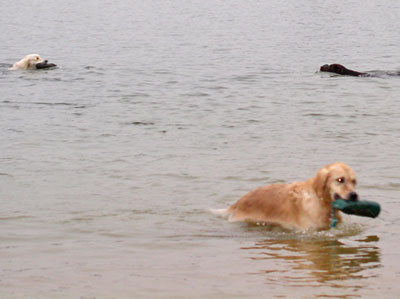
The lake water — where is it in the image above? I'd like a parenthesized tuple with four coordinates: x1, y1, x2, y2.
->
(1, 1, 400, 298)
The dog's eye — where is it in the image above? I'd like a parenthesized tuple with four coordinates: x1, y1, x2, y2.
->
(337, 177, 345, 183)
(35, 56, 39, 60)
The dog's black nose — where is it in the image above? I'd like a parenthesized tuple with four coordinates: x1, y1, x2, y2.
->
(348, 192, 358, 201)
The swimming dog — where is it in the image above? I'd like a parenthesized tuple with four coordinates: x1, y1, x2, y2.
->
(9, 54, 56, 70)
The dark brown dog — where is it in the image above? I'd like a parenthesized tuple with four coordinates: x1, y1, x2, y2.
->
(320, 64, 367, 76)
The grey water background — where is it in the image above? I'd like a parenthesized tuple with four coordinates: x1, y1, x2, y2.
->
(1, 0, 400, 298)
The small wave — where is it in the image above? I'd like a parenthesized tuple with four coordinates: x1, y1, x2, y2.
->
(231, 74, 259, 82)
(303, 113, 342, 118)
(222, 175, 270, 183)
(0, 63, 11, 68)
(124, 121, 155, 126)
(0, 215, 33, 221)
(150, 172, 200, 181)
(0, 172, 13, 177)
(209, 208, 228, 216)
(181, 92, 210, 97)
(32, 101, 75, 106)
(121, 92, 151, 99)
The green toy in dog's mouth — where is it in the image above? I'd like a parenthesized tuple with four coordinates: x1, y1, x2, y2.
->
(332, 199, 381, 218)
(330, 198, 381, 228)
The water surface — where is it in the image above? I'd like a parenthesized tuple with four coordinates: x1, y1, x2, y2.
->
(1, 1, 400, 298)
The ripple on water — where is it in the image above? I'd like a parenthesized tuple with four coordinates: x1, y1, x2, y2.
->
(238, 220, 365, 240)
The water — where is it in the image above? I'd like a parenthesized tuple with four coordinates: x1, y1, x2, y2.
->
(1, 0, 400, 298)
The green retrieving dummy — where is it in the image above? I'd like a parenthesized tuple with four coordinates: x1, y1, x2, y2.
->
(331, 199, 381, 218)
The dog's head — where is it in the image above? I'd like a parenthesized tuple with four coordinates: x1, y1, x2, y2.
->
(312, 162, 358, 203)
(23, 54, 45, 69)
(14, 54, 56, 70)
(320, 64, 346, 75)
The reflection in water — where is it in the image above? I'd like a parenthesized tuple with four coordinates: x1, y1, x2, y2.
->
(241, 235, 381, 292)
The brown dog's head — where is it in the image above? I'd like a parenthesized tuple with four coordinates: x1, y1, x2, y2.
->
(312, 162, 358, 203)
(320, 64, 346, 74)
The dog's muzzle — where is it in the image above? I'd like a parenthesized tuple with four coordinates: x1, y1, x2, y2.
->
(334, 192, 358, 201)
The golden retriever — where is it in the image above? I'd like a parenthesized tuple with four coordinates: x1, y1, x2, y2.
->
(9, 54, 56, 70)
(221, 162, 358, 230)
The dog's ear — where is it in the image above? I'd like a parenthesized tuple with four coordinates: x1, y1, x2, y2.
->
(312, 166, 331, 200)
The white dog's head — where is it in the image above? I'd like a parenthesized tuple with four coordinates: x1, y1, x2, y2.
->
(9, 54, 56, 70)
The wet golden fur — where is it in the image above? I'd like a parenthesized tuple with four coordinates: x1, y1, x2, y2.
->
(225, 163, 357, 230)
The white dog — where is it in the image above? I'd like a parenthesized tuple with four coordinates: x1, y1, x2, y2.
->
(9, 54, 56, 70)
